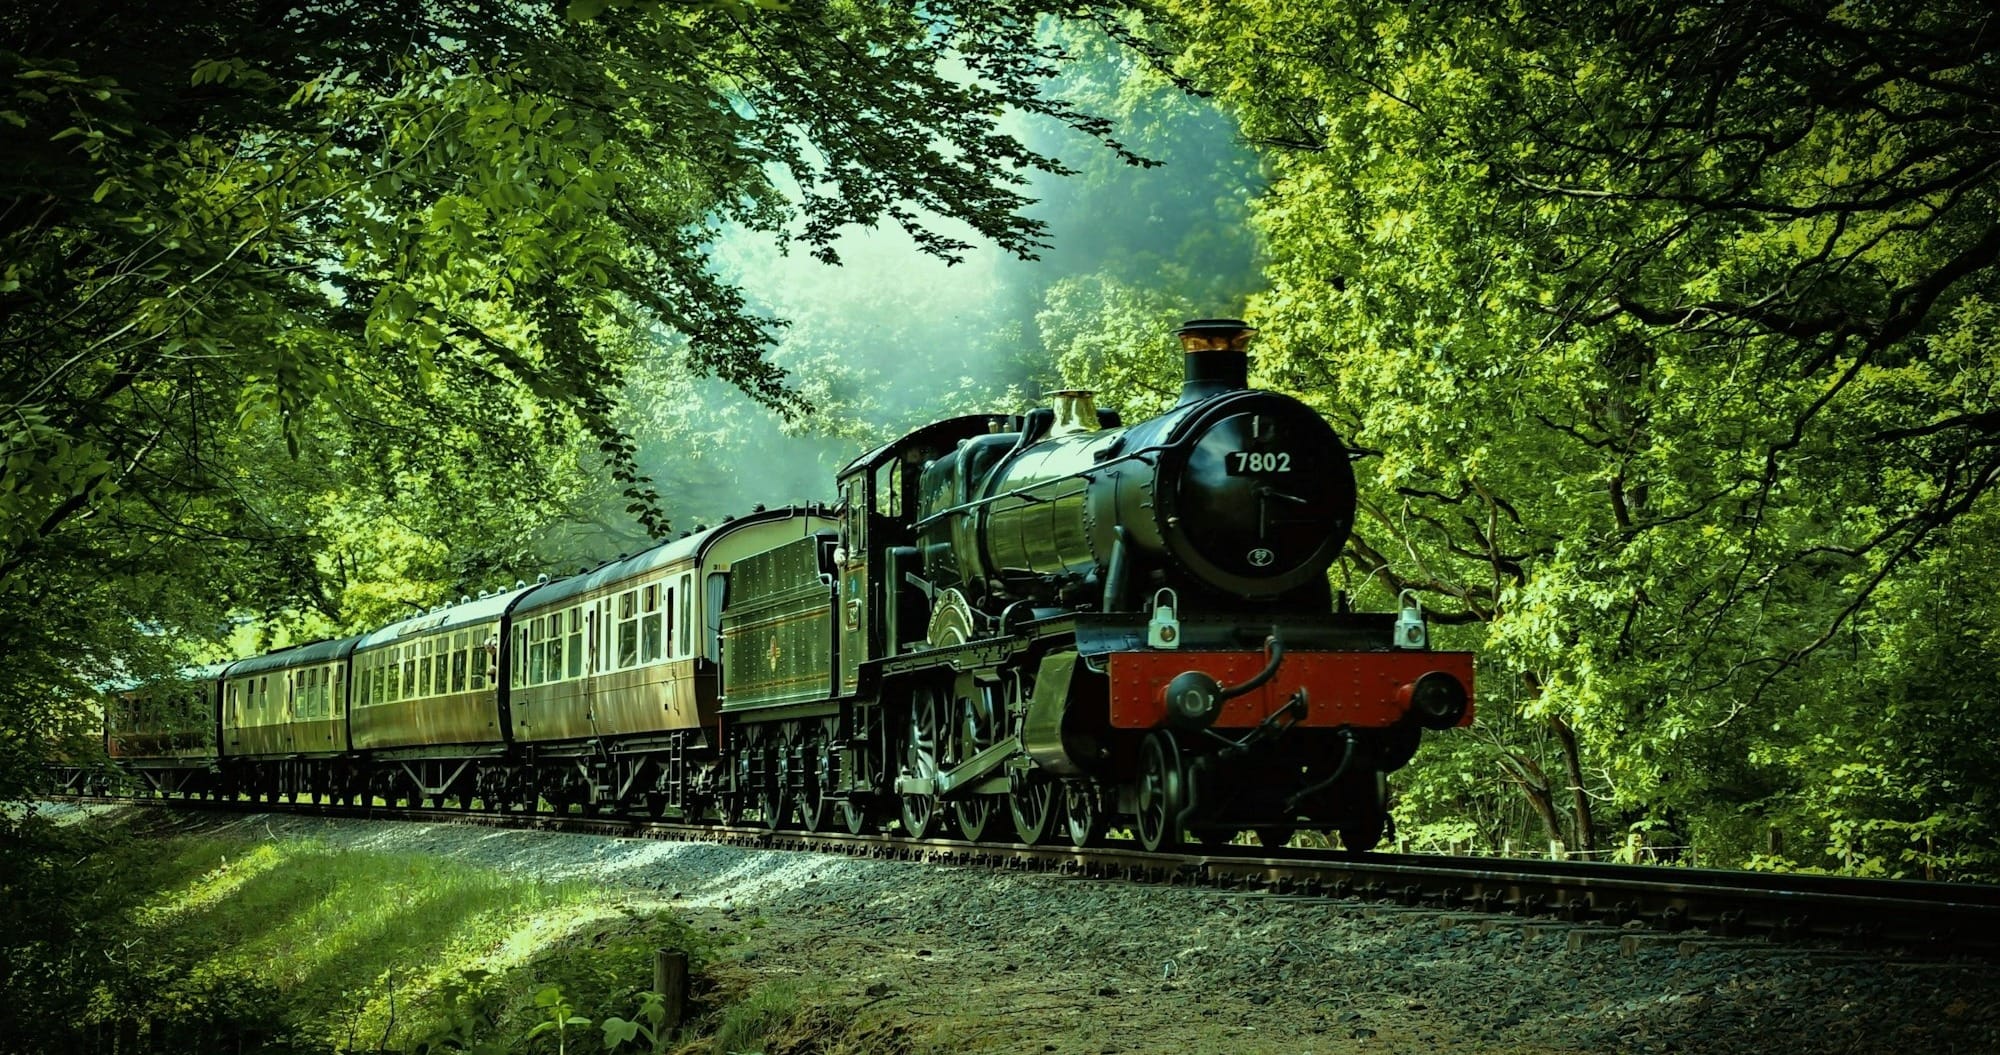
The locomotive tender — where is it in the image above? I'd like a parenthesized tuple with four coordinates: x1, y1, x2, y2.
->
(96, 320, 1472, 851)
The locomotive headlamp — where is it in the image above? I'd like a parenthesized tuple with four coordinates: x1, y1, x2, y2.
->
(1405, 671, 1469, 729)
(1393, 590, 1427, 650)
(1147, 588, 1183, 649)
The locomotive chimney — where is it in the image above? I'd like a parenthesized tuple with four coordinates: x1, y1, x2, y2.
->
(1048, 389, 1101, 437)
(1175, 318, 1256, 406)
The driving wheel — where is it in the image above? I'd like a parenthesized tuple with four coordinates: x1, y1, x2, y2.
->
(1010, 777, 1061, 845)
(1135, 731, 1188, 853)
(899, 685, 946, 838)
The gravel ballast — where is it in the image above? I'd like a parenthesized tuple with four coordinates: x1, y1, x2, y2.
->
(59, 804, 2000, 1054)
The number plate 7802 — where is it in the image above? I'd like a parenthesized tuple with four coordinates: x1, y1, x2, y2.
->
(1226, 451, 1293, 474)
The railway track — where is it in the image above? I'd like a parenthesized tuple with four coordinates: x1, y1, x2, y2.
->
(69, 793, 2000, 959)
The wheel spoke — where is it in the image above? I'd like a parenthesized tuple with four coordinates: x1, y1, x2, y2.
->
(1064, 780, 1106, 848)
(900, 686, 944, 838)
(1136, 732, 1186, 853)
(1010, 778, 1060, 845)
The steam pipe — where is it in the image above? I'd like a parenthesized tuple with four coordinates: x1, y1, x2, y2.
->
(1216, 629, 1284, 702)
(1101, 526, 1131, 613)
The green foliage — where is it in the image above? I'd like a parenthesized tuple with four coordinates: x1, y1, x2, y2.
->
(709, 981, 804, 1055)
(1149, 0, 2000, 871)
(526, 985, 592, 1055)
(1, 1, 1159, 797)
(0, 816, 719, 1054)
(600, 990, 671, 1054)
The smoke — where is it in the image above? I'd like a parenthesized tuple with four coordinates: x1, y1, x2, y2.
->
(610, 38, 1264, 535)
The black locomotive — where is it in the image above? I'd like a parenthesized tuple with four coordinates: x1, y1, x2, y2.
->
(83, 320, 1473, 852)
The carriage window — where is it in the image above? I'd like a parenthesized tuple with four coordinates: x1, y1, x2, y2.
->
(668, 583, 684, 659)
(451, 632, 468, 692)
(680, 573, 693, 658)
(567, 608, 584, 678)
(475, 631, 493, 690)
(541, 616, 556, 680)
(512, 625, 526, 687)
(618, 589, 640, 668)
(642, 584, 662, 663)
(528, 616, 546, 684)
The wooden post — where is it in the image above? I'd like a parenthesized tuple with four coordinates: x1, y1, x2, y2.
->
(654, 948, 688, 1031)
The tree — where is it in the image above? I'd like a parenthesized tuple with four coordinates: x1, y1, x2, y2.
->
(1, 0, 1152, 794)
(1150, 0, 2000, 871)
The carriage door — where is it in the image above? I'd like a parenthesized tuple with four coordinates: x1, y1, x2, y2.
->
(583, 602, 600, 718)
(838, 472, 869, 695)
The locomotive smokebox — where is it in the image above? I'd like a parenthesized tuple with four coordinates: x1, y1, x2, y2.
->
(1176, 318, 1256, 406)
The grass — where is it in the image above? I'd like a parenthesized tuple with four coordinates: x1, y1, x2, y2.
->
(39, 820, 711, 1053)
(16, 814, 969, 1055)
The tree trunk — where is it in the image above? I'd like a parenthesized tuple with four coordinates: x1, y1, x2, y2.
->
(1499, 752, 1565, 853)
(1549, 715, 1595, 854)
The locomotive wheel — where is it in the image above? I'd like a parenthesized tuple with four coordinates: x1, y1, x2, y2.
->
(1009, 777, 1061, 845)
(756, 739, 791, 831)
(954, 795, 998, 842)
(1063, 780, 1108, 848)
(1135, 731, 1188, 853)
(1337, 811, 1388, 852)
(1255, 828, 1293, 851)
(1331, 769, 1391, 851)
(1191, 827, 1243, 847)
(952, 692, 998, 841)
(899, 686, 946, 838)
(799, 719, 839, 833)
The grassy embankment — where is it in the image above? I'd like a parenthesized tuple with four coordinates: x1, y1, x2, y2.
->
(0, 808, 935, 1054)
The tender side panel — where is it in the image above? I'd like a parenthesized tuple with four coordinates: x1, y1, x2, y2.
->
(1106, 650, 1476, 730)
(722, 535, 834, 712)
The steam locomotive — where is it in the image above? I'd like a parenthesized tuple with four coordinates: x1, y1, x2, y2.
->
(85, 320, 1473, 852)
